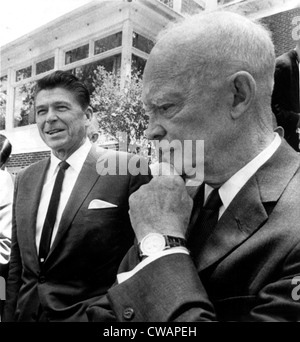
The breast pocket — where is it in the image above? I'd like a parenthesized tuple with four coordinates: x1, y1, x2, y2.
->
(84, 206, 123, 221)
(81, 206, 132, 257)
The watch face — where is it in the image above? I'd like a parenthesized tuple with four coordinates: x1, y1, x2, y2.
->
(141, 233, 166, 255)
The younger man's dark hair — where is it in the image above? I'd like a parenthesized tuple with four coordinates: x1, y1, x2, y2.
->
(34, 70, 90, 109)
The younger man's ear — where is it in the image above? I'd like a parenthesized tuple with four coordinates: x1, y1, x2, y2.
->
(228, 71, 256, 120)
(85, 107, 93, 121)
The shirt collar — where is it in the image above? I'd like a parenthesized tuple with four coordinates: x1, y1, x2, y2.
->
(205, 133, 282, 209)
(49, 139, 92, 176)
(295, 50, 300, 63)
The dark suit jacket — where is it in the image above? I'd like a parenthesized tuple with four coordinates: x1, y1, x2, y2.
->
(272, 49, 300, 151)
(87, 141, 300, 322)
(3, 145, 151, 322)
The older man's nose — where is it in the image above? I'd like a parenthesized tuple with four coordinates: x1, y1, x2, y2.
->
(146, 122, 166, 141)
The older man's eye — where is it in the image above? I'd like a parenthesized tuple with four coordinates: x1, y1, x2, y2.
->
(56, 106, 69, 112)
(160, 104, 174, 111)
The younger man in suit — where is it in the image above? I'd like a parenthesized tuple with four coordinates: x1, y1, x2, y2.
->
(272, 39, 300, 151)
(3, 70, 150, 322)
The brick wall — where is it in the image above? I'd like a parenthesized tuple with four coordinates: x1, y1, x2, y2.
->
(7, 151, 50, 175)
(261, 7, 300, 57)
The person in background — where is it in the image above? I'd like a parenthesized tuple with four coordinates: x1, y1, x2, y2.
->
(3, 70, 150, 322)
(0, 134, 13, 277)
(272, 38, 300, 152)
(88, 11, 300, 322)
(0, 135, 14, 321)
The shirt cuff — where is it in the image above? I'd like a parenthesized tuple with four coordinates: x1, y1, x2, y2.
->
(117, 247, 189, 284)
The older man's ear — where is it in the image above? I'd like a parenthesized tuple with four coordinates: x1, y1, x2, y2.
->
(228, 71, 256, 120)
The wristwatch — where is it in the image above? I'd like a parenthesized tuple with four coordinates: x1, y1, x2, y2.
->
(138, 233, 186, 259)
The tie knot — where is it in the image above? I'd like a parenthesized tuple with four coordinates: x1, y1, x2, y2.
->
(59, 161, 70, 171)
(204, 188, 222, 210)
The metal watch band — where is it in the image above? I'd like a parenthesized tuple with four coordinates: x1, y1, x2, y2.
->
(138, 234, 186, 259)
(165, 235, 187, 249)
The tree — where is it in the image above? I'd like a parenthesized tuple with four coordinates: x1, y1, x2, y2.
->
(91, 66, 148, 149)
(0, 90, 6, 130)
(14, 81, 36, 127)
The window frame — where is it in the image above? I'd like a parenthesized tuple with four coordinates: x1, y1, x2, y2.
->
(3, 23, 154, 131)
(35, 56, 55, 76)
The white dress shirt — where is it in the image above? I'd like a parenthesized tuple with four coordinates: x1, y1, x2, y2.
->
(0, 169, 14, 264)
(36, 139, 92, 253)
(298, 52, 300, 106)
(118, 133, 282, 283)
(205, 132, 281, 219)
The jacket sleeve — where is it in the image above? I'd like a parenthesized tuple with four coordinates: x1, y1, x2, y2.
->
(2, 174, 23, 322)
(88, 240, 300, 322)
(87, 246, 216, 322)
(0, 171, 14, 270)
(247, 240, 300, 322)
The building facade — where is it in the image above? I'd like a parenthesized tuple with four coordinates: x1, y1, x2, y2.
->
(0, 0, 299, 174)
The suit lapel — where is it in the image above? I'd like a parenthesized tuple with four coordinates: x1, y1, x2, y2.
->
(23, 158, 50, 266)
(47, 145, 100, 258)
(192, 176, 268, 271)
(190, 141, 300, 272)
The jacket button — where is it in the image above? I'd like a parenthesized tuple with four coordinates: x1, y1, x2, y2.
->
(123, 307, 135, 320)
(38, 275, 46, 283)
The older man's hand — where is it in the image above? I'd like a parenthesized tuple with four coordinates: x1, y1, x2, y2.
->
(128, 171, 193, 243)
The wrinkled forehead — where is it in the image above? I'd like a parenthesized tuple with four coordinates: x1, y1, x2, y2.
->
(142, 44, 194, 103)
(142, 69, 185, 106)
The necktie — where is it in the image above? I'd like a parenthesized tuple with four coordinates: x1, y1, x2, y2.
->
(187, 186, 222, 259)
(39, 161, 70, 264)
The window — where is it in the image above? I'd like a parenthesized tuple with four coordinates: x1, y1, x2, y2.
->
(94, 32, 122, 55)
(132, 32, 154, 54)
(16, 66, 32, 82)
(159, 0, 174, 8)
(218, 0, 242, 4)
(0, 75, 8, 89)
(0, 92, 6, 130)
(68, 54, 121, 94)
(36, 57, 55, 75)
(132, 54, 147, 75)
(65, 44, 89, 65)
(14, 82, 36, 127)
(0, 75, 7, 131)
(0, 76, 8, 130)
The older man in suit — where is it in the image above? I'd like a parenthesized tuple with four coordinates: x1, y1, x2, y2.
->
(88, 11, 300, 322)
(3, 70, 150, 322)
(272, 40, 300, 151)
